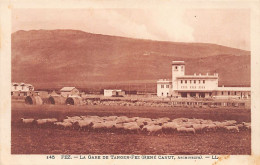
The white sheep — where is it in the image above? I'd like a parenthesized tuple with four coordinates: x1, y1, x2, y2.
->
(162, 122, 179, 132)
(222, 120, 237, 126)
(45, 118, 58, 123)
(192, 124, 207, 133)
(205, 123, 217, 132)
(177, 127, 196, 134)
(63, 118, 80, 124)
(146, 120, 160, 126)
(114, 123, 125, 130)
(242, 122, 251, 130)
(36, 119, 48, 125)
(36, 118, 58, 128)
(104, 121, 117, 129)
(75, 120, 94, 131)
(54, 122, 73, 129)
(131, 117, 140, 121)
(172, 118, 189, 123)
(66, 116, 82, 120)
(115, 116, 132, 123)
(155, 117, 171, 124)
(123, 122, 140, 133)
(103, 116, 118, 121)
(142, 125, 162, 135)
(91, 122, 106, 130)
(188, 118, 203, 124)
(224, 126, 239, 133)
(21, 118, 35, 124)
(180, 122, 193, 128)
(136, 118, 152, 126)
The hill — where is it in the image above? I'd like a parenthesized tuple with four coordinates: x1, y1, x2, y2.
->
(11, 29, 250, 91)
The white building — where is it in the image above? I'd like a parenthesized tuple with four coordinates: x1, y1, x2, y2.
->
(104, 89, 125, 97)
(11, 82, 34, 96)
(157, 61, 250, 99)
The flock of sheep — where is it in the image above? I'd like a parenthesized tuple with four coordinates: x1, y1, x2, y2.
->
(20, 116, 251, 135)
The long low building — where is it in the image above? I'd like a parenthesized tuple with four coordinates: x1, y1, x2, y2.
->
(157, 61, 250, 99)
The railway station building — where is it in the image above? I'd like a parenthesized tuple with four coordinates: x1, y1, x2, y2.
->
(157, 61, 251, 99)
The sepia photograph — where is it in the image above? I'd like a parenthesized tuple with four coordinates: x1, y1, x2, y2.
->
(9, 7, 253, 156)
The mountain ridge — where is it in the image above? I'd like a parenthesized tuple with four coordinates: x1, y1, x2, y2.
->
(11, 29, 250, 91)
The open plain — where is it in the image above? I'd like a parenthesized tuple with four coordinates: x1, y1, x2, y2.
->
(11, 102, 251, 155)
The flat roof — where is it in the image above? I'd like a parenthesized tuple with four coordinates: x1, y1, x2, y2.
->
(176, 90, 214, 92)
(157, 79, 172, 83)
(60, 87, 76, 91)
(172, 61, 185, 65)
(104, 89, 123, 91)
(176, 75, 218, 79)
(215, 87, 251, 91)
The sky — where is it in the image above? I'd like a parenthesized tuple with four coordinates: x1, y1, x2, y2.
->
(12, 8, 250, 50)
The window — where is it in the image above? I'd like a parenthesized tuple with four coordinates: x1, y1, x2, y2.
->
(228, 91, 230, 95)
(185, 80, 187, 84)
(199, 80, 200, 84)
(235, 91, 237, 95)
(203, 80, 205, 84)
(194, 80, 196, 84)
(181, 80, 183, 84)
(166, 85, 169, 88)
(161, 85, 164, 88)
(175, 66, 178, 70)
(222, 91, 224, 95)
(181, 66, 184, 71)
(162, 92, 163, 96)
(190, 80, 192, 84)
(167, 92, 169, 96)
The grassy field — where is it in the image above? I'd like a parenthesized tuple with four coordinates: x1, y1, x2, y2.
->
(11, 102, 251, 155)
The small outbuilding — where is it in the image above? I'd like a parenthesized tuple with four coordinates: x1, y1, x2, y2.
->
(60, 87, 79, 97)
(104, 89, 125, 97)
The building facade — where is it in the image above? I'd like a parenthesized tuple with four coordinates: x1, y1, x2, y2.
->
(157, 61, 250, 99)
(11, 82, 34, 96)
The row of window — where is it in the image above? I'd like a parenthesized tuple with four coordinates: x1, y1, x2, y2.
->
(221, 91, 250, 96)
(180, 86, 206, 89)
(13, 86, 33, 90)
(161, 84, 170, 88)
(180, 80, 205, 84)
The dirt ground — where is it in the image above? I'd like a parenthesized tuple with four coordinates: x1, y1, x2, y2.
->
(11, 102, 251, 155)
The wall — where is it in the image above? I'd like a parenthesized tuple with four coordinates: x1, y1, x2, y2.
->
(157, 83, 171, 97)
(176, 78, 218, 91)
